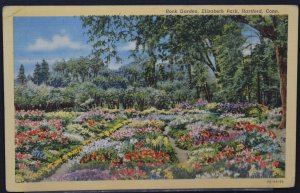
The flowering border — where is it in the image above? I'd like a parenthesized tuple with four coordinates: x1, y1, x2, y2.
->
(17, 119, 129, 182)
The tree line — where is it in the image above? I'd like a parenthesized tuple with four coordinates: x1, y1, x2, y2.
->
(15, 15, 285, 127)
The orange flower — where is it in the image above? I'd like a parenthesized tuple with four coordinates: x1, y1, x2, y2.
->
(101, 154, 106, 162)
(91, 152, 98, 160)
(124, 153, 131, 160)
(87, 120, 96, 127)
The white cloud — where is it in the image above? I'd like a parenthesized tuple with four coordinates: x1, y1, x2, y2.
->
(118, 41, 136, 51)
(107, 57, 135, 70)
(15, 57, 66, 65)
(108, 63, 123, 70)
(27, 34, 90, 51)
(118, 41, 143, 52)
(242, 43, 257, 57)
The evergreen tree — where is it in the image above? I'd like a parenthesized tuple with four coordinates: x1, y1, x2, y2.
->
(41, 59, 50, 85)
(17, 64, 26, 85)
(33, 63, 41, 85)
(159, 64, 165, 81)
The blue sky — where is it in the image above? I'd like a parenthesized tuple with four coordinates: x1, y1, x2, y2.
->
(14, 17, 134, 76)
(13, 17, 259, 77)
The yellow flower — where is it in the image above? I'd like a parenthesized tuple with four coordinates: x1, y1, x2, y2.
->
(15, 174, 25, 183)
(152, 139, 157, 147)
(178, 163, 192, 173)
(104, 131, 110, 136)
(157, 136, 163, 142)
(146, 138, 151, 144)
(163, 137, 169, 146)
(248, 165, 257, 176)
(164, 169, 173, 179)
(272, 167, 284, 177)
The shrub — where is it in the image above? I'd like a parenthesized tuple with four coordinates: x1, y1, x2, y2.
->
(205, 103, 220, 113)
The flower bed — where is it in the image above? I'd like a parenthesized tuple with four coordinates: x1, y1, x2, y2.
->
(75, 110, 116, 123)
(110, 127, 161, 140)
(15, 106, 285, 182)
(16, 110, 46, 121)
(15, 108, 128, 182)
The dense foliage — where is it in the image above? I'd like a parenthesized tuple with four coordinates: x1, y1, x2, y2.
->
(15, 16, 284, 113)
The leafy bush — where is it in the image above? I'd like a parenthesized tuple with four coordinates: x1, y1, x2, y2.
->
(205, 103, 220, 113)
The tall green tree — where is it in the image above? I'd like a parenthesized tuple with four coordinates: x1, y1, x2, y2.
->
(158, 64, 165, 81)
(90, 57, 105, 78)
(81, 16, 226, 77)
(33, 63, 41, 85)
(213, 21, 246, 102)
(41, 59, 50, 85)
(17, 64, 26, 85)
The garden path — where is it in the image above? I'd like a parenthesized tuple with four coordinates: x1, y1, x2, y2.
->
(168, 137, 189, 163)
(43, 162, 70, 181)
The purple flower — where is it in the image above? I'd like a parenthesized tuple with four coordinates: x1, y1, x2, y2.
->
(49, 169, 111, 181)
(75, 110, 116, 123)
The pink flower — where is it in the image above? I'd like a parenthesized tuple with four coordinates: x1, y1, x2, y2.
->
(259, 161, 268, 168)
(18, 163, 28, 170)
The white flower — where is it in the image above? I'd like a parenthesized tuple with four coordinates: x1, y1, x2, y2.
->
(80, 139, 122, 156)
(129, 138, 138, 144)
(63, 133, 84, 142)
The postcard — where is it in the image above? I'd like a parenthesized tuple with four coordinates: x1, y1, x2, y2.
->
(3, 5, 298, 192)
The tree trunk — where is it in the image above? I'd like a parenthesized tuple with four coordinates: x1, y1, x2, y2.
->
(187, 64, 193, 88)
(196, 85, 201, 98)
(257, 71, 261, 104)
(247, 86, 251, 103)
(204, 82, 211, 102)
(276, 46, 287, 129)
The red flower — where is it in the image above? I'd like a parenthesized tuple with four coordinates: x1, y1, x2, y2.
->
(246, 157, 255, 163)
(259, 161, 268, 168)
(16, 153, 24, 160)
(273, 161, 279, 167)
(207, 157, 214, 163)
(124, 169, 134, 176)
(255, 155, 262, 161)
(221, 151, 227, 157)
(268, 131, 277, 139)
